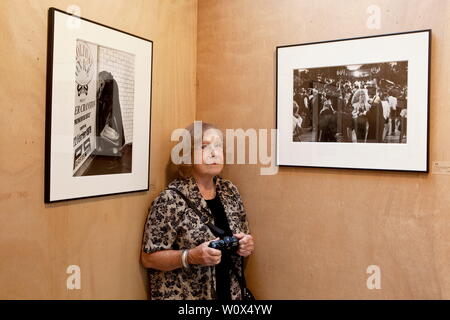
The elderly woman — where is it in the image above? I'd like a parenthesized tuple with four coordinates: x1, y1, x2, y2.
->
(141, 122, 255, 300)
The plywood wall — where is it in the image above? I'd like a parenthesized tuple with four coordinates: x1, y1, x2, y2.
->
(197, 0, 450, 299)
(2, 0, 449, 300)
(0, 0, 197, 299)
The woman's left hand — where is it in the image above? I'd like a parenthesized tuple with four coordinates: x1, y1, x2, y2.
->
(234, 233, 254, 257)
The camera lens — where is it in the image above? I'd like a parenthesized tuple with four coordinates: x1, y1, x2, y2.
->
(217, 240, 225, 248)
(230, 236, 239, 248)
(209, 242, 218, 249)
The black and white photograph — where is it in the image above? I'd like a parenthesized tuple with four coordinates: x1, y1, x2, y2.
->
(45, 8, 152, 202)
(73, 40, 135, 177)
(277, 30, 430, 172)
(292, 61, 408, 144)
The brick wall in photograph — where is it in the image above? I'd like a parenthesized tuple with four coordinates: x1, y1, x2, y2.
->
(98, 46, 135, 144)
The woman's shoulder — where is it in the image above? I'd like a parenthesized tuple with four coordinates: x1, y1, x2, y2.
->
(155, 176, 242, 198)
(216, 176, 241, 195)
(151, 178, 194, 204)
(149, 180, 188, 213)
(150, 188, 175, 206)
(149, 178, 182, 199)
(167, 178, 188, 190)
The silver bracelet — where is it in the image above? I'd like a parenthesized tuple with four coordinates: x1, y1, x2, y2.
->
(181, 249, 190, 269)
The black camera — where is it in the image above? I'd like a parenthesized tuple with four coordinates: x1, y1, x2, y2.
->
(208, 236, 239, 252)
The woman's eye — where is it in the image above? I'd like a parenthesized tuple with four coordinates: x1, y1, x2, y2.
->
(201, 144, 207, 150)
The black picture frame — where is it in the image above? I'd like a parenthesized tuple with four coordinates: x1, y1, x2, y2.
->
(45, 7, 153, 203)
(276, 30, 431, 172)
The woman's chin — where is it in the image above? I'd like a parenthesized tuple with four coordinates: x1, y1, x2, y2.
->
(208, 164, 224, 174)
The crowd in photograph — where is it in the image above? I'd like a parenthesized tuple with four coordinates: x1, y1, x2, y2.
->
(293, 62, 408, 144)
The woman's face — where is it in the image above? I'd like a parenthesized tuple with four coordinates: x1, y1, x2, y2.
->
(192, 128, 224, 178)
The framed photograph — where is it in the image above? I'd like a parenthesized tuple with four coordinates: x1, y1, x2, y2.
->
(45, 8, 153, 202)
(276, 30, 430, 172)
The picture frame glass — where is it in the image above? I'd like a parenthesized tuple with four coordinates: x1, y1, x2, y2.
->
(45, 8, 153, 202)
(277, 31, 430, 172)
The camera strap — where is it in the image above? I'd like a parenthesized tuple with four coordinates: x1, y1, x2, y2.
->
(168, 188, 225, 237)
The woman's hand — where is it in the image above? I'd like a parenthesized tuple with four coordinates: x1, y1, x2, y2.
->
(188, 238, 222, 266)
(234, 233, 254, 257)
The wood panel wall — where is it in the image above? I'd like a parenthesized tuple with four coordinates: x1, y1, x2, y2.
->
(0, 0, 197, 299)
(197, 0, 450, 299)
(1, 0, 449, 300)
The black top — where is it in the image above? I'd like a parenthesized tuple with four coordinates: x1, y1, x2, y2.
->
(205, 193, 233, 301)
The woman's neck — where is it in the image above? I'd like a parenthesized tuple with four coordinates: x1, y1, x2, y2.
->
(192, 174, 216, 199)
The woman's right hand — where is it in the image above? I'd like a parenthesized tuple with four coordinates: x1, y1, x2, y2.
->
(188, 238, 222, 266)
